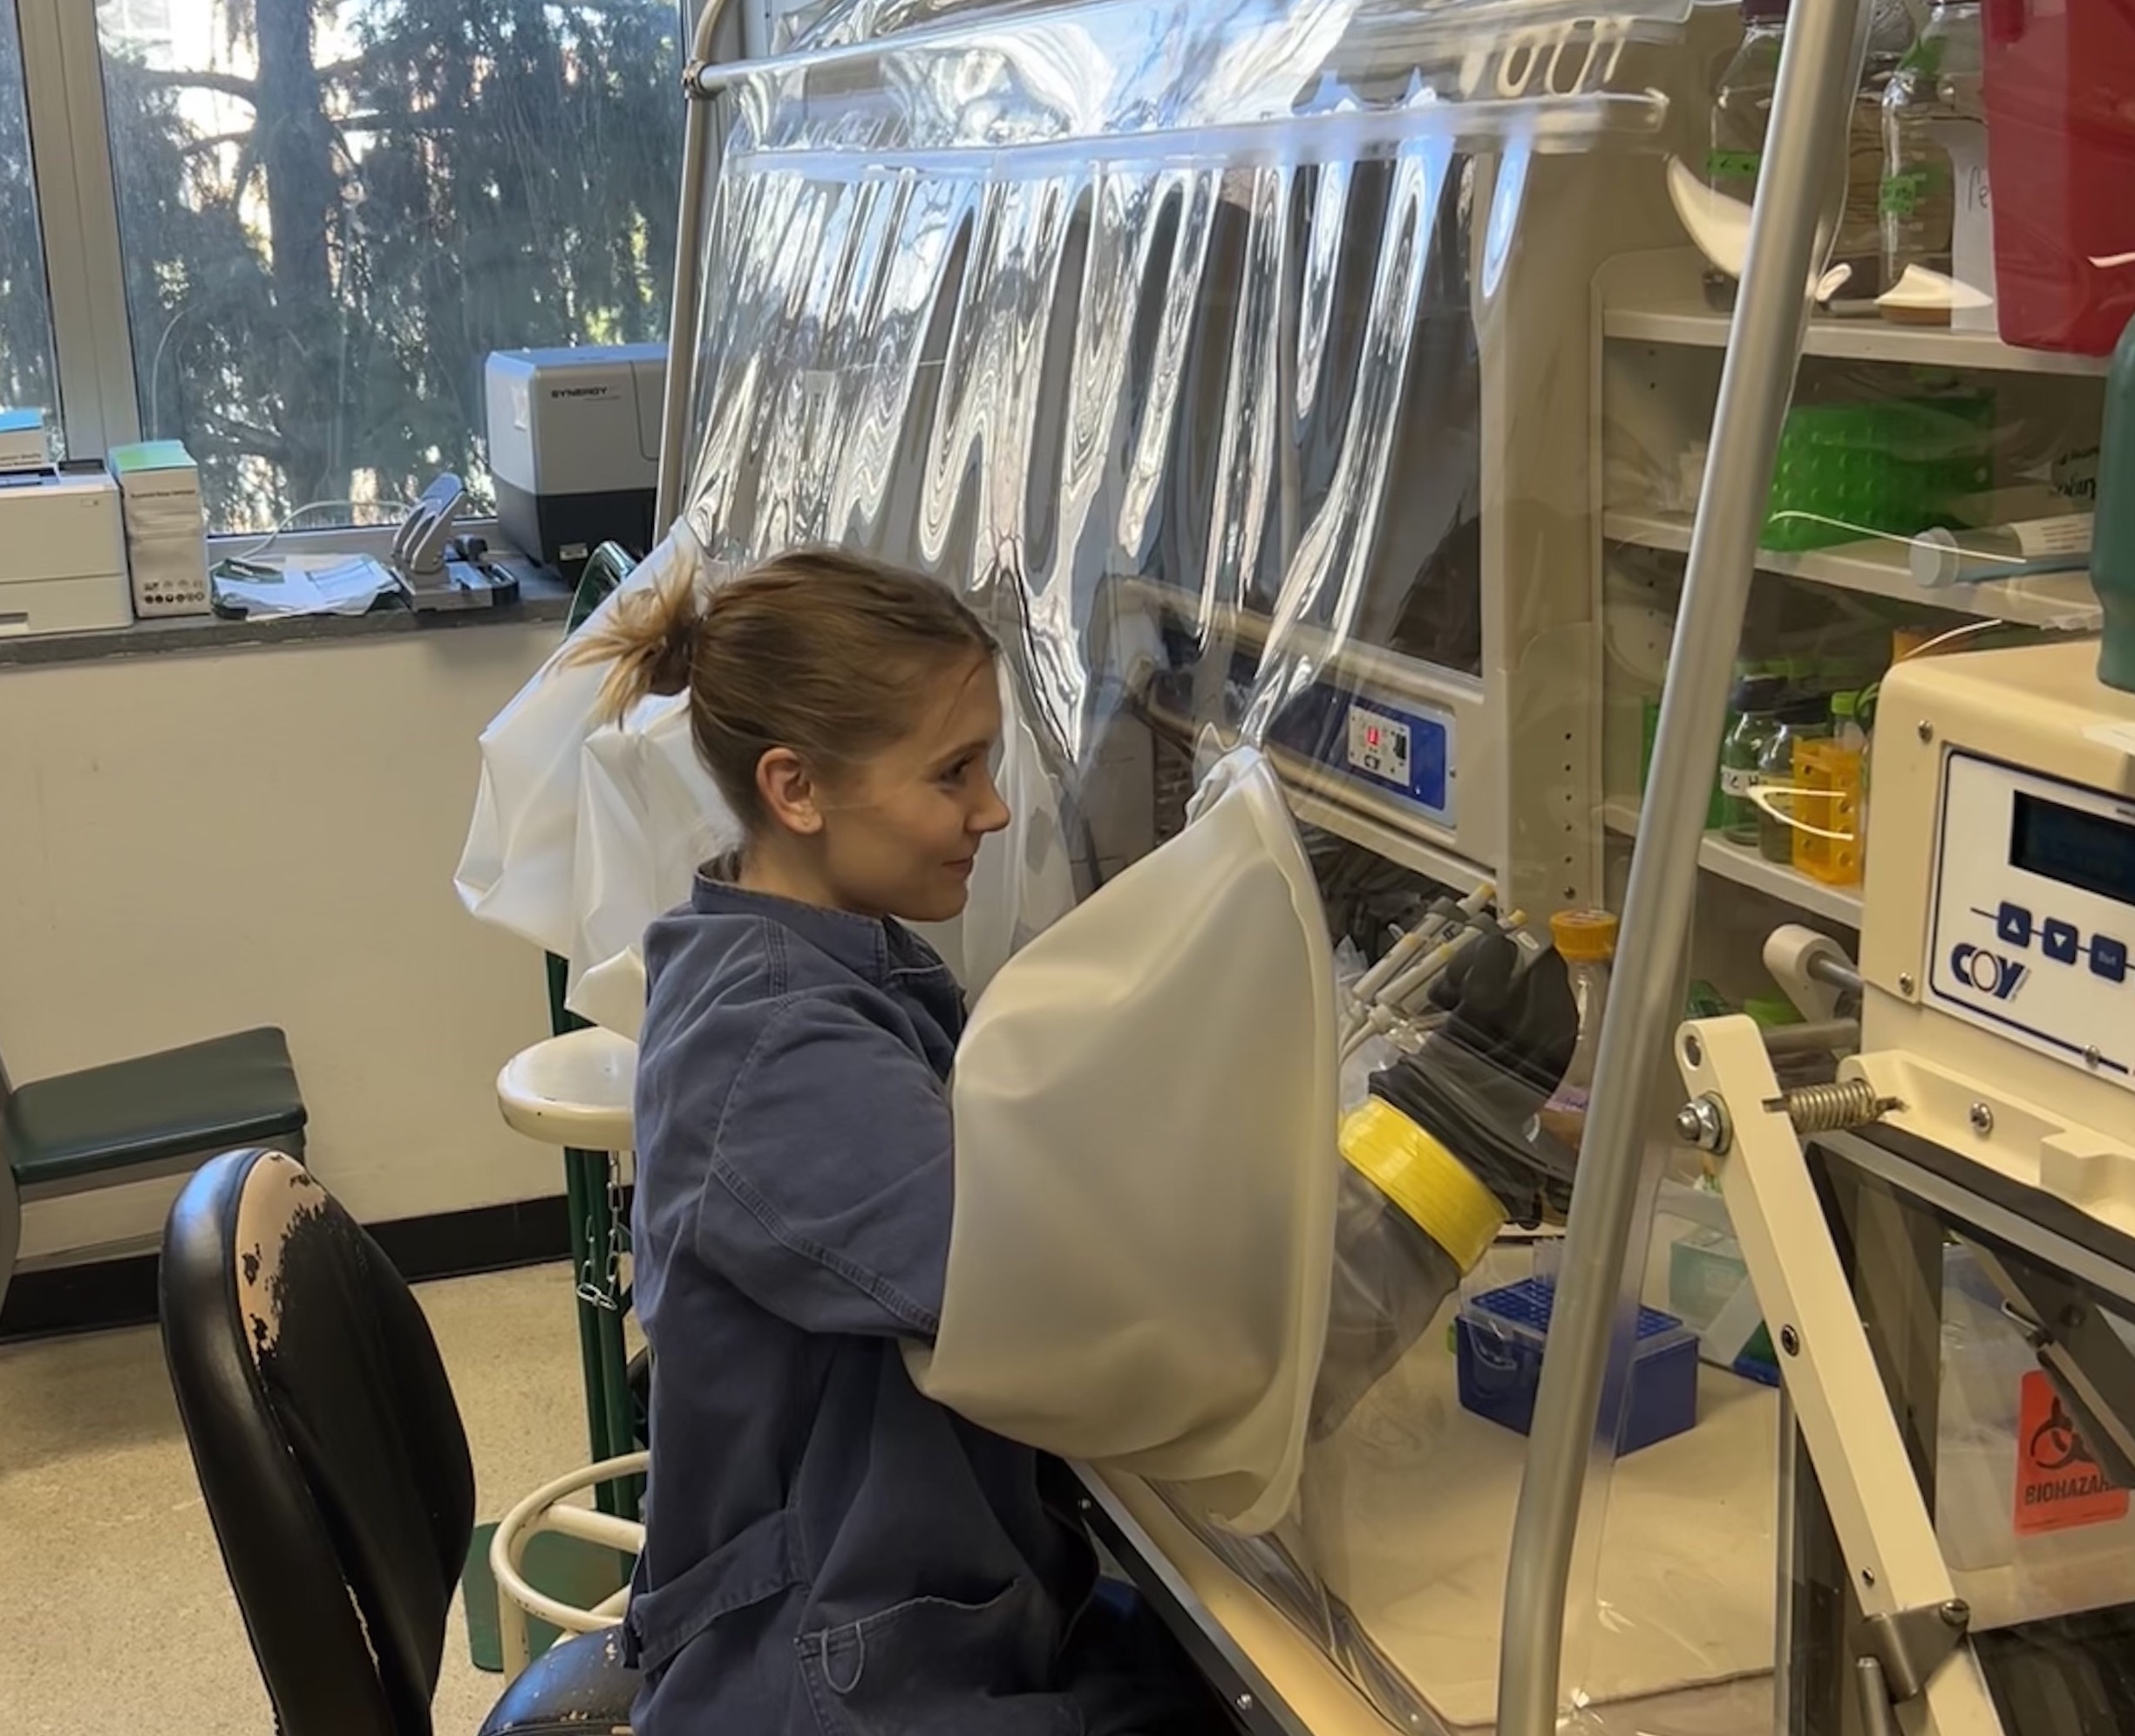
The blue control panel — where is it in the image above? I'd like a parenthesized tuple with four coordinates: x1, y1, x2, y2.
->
(1145, 637, 1458, 827)
(1930, 752, 2135, 1087)
(1982, 900, 2129, 984)
(1336, 696, 1452, 819)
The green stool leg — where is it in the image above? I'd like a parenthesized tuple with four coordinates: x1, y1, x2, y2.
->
(593, 1278, 643, 1516)
(561, 1147, 619, 1487)
(568, 1138, 643, 1518)
(547, 952, 640, 1513)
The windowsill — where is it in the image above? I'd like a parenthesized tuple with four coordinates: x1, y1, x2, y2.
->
(0, 557, 575, 670)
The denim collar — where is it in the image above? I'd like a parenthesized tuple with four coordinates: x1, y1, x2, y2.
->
(690, 865, 935, 989)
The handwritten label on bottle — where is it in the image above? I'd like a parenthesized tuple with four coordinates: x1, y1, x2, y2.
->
(1935, 121, 1996, 333)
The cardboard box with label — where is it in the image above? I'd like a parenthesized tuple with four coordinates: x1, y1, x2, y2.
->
(108, 441, 212, 617)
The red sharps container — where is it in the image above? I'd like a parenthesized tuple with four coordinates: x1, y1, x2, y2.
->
(1982, 0, 2135, 355)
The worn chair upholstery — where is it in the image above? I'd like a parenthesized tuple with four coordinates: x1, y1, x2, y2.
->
(159, 1147, 639, 1735)
(1, 1026, 306, 1312)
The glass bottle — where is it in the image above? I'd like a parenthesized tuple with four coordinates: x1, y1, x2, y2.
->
(1721, 673, 1788, 845)
(1533, 909, 1618, 1154)
(1703, 0, 1789, 311)
(1793, 691, 1866, 886)
(1880, 0, 1987, 322)
(1759, 697, 1832, 864)
(1833, 0, 1916, 307)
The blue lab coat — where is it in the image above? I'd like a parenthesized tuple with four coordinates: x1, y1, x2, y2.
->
(625, 872, 1229, 1736)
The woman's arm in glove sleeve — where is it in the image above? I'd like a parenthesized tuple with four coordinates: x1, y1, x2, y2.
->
(697, 992, 954, 1341)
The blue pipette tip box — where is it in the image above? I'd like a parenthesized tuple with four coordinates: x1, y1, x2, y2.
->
(1455, 1276, 1700, 1454)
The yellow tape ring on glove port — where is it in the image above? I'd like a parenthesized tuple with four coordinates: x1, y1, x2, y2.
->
(1339, 1097, 1506, 1274)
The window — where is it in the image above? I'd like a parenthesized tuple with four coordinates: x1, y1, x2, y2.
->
(5, 0, 686, 535)
(0, 1, 58, 419)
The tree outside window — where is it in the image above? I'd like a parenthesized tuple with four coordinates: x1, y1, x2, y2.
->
(0, 0, 58, 422)
(96, 0, 685, 533)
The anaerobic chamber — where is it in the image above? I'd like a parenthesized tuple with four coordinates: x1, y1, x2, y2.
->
(461, 0, 2135, 1730)
(645, 3, 1789, 1728)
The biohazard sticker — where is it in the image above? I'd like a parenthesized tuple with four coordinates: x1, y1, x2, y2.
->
(2014, 1371, 2129, 1536)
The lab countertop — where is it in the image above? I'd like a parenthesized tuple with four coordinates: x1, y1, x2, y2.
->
(0, 562, 573, 669)
(1081, 1282, 1783, 1736)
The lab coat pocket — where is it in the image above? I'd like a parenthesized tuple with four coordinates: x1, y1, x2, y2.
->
(623, 1507, 799, 1677)
(798, 1576, 1081, 1736)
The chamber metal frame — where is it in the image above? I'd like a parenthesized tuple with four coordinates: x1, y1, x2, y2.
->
(1491, 0, 1889, 1725)
(1677, 1016, 2005, 1736)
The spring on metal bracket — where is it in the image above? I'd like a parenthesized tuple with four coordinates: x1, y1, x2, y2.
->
(1780, 1077, 1886, 1136)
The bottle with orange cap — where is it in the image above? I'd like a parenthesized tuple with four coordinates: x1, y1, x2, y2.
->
(1533, 909, 1620, 1154)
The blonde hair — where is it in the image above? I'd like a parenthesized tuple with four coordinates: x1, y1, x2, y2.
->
(564, 548, 997, 825)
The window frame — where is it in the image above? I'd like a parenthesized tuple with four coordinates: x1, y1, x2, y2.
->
(9, 0, 565, 558)
(10, 0, 738, 558)
(17, 0, 138, 461)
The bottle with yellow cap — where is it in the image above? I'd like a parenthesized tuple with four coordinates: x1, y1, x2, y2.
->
(1310, 929, 1583, 1439)
(1533, 909, 1618, 1154)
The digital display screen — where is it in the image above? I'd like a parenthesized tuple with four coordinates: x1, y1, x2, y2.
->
(2011, 792, 2135, 908)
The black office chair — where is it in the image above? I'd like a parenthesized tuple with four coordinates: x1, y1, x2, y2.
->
(160, 1147, 640, 1735)
(1, 1025, 307, 1313)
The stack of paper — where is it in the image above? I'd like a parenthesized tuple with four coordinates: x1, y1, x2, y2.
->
(211, 555, 396, 619)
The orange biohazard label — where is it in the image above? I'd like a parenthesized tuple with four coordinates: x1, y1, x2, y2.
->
(2014, 1370, 2130, 1537)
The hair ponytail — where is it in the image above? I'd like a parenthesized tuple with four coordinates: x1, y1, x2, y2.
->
(556, 547, 996, 828)
(564, 567, 705, 726)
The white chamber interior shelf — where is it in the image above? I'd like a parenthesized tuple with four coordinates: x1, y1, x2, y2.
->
(1602, 298, 2110, 379)
(1606, 509, 2101, 631)
(1604, 800, 1863, 927)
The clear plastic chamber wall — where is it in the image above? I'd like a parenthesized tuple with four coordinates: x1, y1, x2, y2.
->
(461, 0, 2135, 1729)
(659, 3, 1783, 1731)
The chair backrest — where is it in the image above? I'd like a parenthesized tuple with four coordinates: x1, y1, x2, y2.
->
(0, 1049, 15, 1313)
(160, 1149, 475, 1736)
(0, 1160, 18, 1318)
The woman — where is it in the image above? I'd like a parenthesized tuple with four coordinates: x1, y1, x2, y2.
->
(570, 548, 1230, 1734)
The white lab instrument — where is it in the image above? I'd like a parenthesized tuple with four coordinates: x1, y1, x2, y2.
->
(1859, 639, 2135, 1168)
(0, 464, 133, 637)
(108, 440, 211, 618)
(485, 346, 663, 576)
(1678, 639, 2135, 1736)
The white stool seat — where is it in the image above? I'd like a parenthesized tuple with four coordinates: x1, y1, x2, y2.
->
(497, 1027, 638, 1150)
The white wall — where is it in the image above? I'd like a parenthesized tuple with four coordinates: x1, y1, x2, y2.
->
(0, 623, 564, 1264)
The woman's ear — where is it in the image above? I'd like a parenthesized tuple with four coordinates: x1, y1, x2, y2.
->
(756, 747, 825, 836)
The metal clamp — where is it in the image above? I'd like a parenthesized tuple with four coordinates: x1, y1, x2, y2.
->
(1855, 1601, 1972, 1736)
